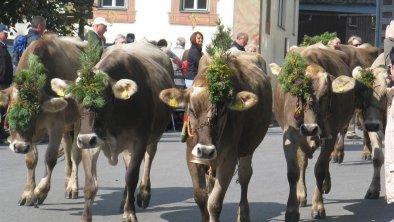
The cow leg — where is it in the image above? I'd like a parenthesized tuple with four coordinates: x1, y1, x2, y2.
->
(208, 152, 237, 222)
(32, 130, 63, 205)
(296, 148, 308, 207)
(283, 131, 301, 222)
(362, 131, 372, 161)
(187, 160, 209, 222)
(311, 138, 334, 219)
(137, 142, 158, 209)
(331, 131, 345, 163)
(19, 145, 38, 206)
(123, 142, 146, 222)
(62, 131, 81, 199)
(365, 131, 384, 199)
(80, 147, 100, 222)
(236, 155, 253, 222)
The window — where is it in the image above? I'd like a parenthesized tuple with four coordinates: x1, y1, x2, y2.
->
(182, 0, 208, 11)
(278, 0, 286, 29)
(93, 0, 135, 23)
(101, 0, 126, 8)
(169, 0, 218, 26)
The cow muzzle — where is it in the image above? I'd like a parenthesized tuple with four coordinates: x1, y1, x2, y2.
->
(364, 121, 381, 132)
(10, 141, 31, 154)
(77, 133, 102, 149)
(191, 143, 217, 160)
(300, 123, 320, 137)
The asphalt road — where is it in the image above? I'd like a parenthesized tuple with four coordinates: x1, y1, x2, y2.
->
(1, 127, 393, 222)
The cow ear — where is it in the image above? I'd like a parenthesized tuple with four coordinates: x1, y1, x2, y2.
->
(332, 75, 355, 93)
(228, 91, 258, 111)
(112, 79, 138, 100)
(0, 89, 10, 107)
(41, 98, 68, 113)
(51, 78, 73, 97)
(269, 63, 281, 76)
(159, 88, 188, 108)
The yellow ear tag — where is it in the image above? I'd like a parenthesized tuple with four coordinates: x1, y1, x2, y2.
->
(58, 89, 65, 97)
(121, 90, 129, 98)
(337, 86, 344, 93)
(233, 101, 244, 110)
(169, 98, 178, 107)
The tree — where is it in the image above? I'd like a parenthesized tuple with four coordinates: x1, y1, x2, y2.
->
(0, 0, 94, 37)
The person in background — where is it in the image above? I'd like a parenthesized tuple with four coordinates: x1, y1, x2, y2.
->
(384, 19, 394, 204)
(0, 24, 13, 139)
(114, 34, 127, 45)
(328, 37, 341, 48)
(85, 17, 109, 51)
(229, 32, 248, 52)
(126, 33, 135, 43)
(185, 31, 203, 88)
(348, 35, 362, 47)
(172, 37, 186, 61)
(157, 39, 169, 51)
(26, 16, 46, 46)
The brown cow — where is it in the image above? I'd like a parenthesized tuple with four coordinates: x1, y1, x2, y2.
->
(0, 34, 84, 206)
(330, 43, 381, 162)
(160, 52, 272, 221)
(51, 42, 174, 222)
(270, 48, 357, 221)
(349, 58, 390, 199)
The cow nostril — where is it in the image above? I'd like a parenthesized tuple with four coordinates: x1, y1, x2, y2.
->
(208, 149, 215, 157)
(311, 127, 318, 135)
(197, 147, 201, 155)
(89, 137, 97, 147)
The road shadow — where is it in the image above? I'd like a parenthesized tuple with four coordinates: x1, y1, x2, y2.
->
(159, 201, 286, 222)
(71, 186, 194, 217)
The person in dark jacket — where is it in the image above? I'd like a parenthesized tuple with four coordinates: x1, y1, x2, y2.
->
(185, 31, 204, 88)
(0, 24, 13, 88)
(26, 16, 46, 46)
(0, 23, 13, 139)
(229, 32, 248, 52)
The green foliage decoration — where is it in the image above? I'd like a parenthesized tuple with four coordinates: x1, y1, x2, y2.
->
(66, 35, 107, 109)
(205, 19, 234, 106)
(278, 53, 312, 102)
(6, 54, 47, 132)
(300, 32, 337, 46)
(354, 68, 375, 108)
(206, 19, 233, 57)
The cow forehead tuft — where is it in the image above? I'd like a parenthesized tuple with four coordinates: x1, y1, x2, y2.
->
(305, 64, 324, 76)
(191, 86, 206, 97)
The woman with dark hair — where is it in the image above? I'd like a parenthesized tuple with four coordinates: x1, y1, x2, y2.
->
(185, 31, 203, 88)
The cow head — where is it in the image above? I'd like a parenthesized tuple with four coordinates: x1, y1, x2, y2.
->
(160, 77, 258, 163)
(51, 77, 138, 149)
(352, 66, 390, 132)
(270, 62, 355, 151)
(0, 86, 69, 153)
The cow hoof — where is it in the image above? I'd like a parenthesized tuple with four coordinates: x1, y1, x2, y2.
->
(285, 212, 300, 222)
(365, 189, 380, 199)
(65, 191, 78, 199)
(18, 198, 27, 206)
(122, 215, 138, 222)
(299, 199, 307, 207)
(80, 215, 92, 222)
(137, 191, 151, 209)
(362, 154, 372, 161)
(311, 209, 326, 219)
(137, 185, 151, 209)
(331, 156, 338, 163)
